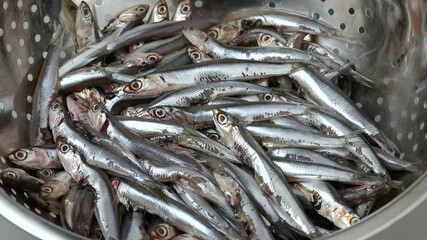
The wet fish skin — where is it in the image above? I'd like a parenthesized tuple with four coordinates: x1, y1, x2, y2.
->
(113, 179, 228, 240)
(121, 211, 150, 240)
(149, 0, 169, 23)
(36, 169, 58, 181)
(212, 109, 320, 238)
(75, 1, 97, 51)
(39, 171, 72, 199)
(7, 146, 62, 170)
(0, 168, 44, 192)
(173, 0, 192, 21)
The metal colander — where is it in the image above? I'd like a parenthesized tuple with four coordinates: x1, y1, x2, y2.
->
(0, 0, 426, 239)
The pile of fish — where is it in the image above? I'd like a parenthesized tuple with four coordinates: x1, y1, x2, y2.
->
(2, 1, 421, 239)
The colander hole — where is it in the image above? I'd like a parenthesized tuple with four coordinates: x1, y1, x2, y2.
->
(374, 115, 381, 122)
(194, 0, 203, 8)
(358, 26, 365, 34)
(356, 102, 362, 108)
(6, 44, 11, 52)
(413, 144, 418, 152)
(95, 0, 104, 6)
(28, 56, 34, 64)
(0, 179, 3, 185)
(425, 133, 427, 140)
(365, 9, 373, 17)
(402, 110, 408, 118)
(0, 28, 3, 37)
(43, 51, 48, 59)
(31, 4, 37, 13)
(415, 38, 422, 46)
(60, 51, 67, 59)
(19, 39, 25, 47)
(27, 73, 33, 81)
(391, 59, 398, 68)
(414, 97, 420, 104)
(23, 203, 30, 209)
(11, 111, 17, 119)
(383, 78, 391, 85)
(26, 96, 32, 103)
(23, 191, 29, 198)
(410, 113, 417, 121)
(26, 114, 32, 121)
(23, 21, 28, 29)
(49, 212, 57, 218)
(390, 121, 397, 128)
(320, 0, 326, 2)
(399, 153, 406, 159)
(2, 2, 8, 10)
(0, 156, 5, 164)
(424, 101, 427, 109)
(43, 15, 51, 24)
(10, 21, 16, 30)
(34, 208, 41, 215)
(328, 9, 334, 15)
(313, 13, 320, 20)
(403, 47, 409, 56)
(396, 133, 402, 140)
(388, 104, 395, 112)
(0, 102, 4, 111)
(376, 97, 383, 105)
(34, 34, 41, 42)
(16, 58, 22, 66)
(420, 122, 425, 130)
(10, 195, 16, 201)
(17, 0, 22, 8)
(10, 188, 17, 195)
(408, 132, 414, 140)
(268, 2, 276, 8)
(348, 8, 355, 15)
(333, 48, 339, 54)
(339, 23, 346, 30)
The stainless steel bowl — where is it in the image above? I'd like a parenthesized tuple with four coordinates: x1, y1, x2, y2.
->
(0, 0, 426, 239)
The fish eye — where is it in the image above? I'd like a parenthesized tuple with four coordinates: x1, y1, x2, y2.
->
(261, 34, 272, 42)
(136, 6, 146, 12)
(130, 80, 143, 91)
(217, 113, 228, 125)
(95, 230, 103, 240)
(42, 169, 53, 178)
(92, 103, 101, 112)
(189, 50, 201, 60)
(14, 150, 27, 161)
(51, 102, 61, 111)
(158, 5, 167, 14)
(181, 4, 190, 14)
(350, 217, 360, 224)
(208, 133, 220, 141)
(82, 6, 91, 18)
(147, 54, 159, 63)
(154, 107, 167, 118)
(208, 30, 219, 39)
(41, 186, 53, 193)
(156, 226, 168, 237)
(219, 171, 227, 177)
(263, 93, 273, 101)
(5, 171, 17, 179)
(59, 143, 70, 153)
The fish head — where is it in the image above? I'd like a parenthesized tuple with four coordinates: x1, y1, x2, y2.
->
(151, 0, 169, 22)
(124, 52, 164, 66)
(123, 76, 168, 96)
(209, 22, 240, 43)
(48, 100, 65, 130)
(150, 223, 179, 239)
(7, 148, 30, 163)
(77, 1, 94, 25)
(119, 4, 150, 23)
(1, 168, 27, 181)
(40, 180, 68, 199)
(175, 0, 192, 21)
(36, 169, 56, 181)
(203, 128, 222, 142)
(182, 27, 208, 47)
(186, 46, 211, 63)
(57, 139, 83, 177)
(87, 101, 108, 132)
(213, 171, 240, 205)
(332, 207, 361, 229)
(258, 93, 288, 103)
(147, 106, 187, 124)
(212, 109, 238, 145)
(66, 95, 88, 122)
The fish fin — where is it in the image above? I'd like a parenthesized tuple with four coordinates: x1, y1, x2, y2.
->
(371, 132, 401, 156)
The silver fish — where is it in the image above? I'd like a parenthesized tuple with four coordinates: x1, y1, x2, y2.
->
(339, 184, 391, 206)
(149, 0, 169, 23)
(30, 24, 65, 146)
(112, 179, 228, 240)
(223, 8, 337, 36)
(103, 4, 150, 34)
(121, 211, 150, 240)
(7, 146, 62, 170)
(257, 33, 285, 47)
(36, 169, 58, 181)
(57, 140, 119, 240)
(0, 168, 44, 192)
(295, 181, 361, 229)
(39, 171, 72, 199)
(208, 22, 242, 44)
(173, 0, 192, 21)
(212, 109, 320, 237)
(149, 220, 180, 240)
(75, 1, 97, 51)
(187, 46, 213, 63)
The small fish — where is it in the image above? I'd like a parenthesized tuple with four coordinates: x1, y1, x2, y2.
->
(187, 46, 213, 63)
(208, 23, 242, 43)
(0, 168, 44, 192)
(149, 0, 169, 23)
(148, 219, 180, 240)
(36, 169, 58, 181)
(121, 211, 150, 240)
(173, 0, 192, 21)
(40, 171, 72, 199)
(75, 1, 97, 51)
(7, 146, 62, 170)
(103, 4, 150, 34)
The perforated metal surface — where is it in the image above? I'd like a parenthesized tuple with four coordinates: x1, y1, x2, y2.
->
(0, 0, 426, 239)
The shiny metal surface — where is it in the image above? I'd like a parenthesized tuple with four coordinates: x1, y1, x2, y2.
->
(0, 0, 426, 239)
